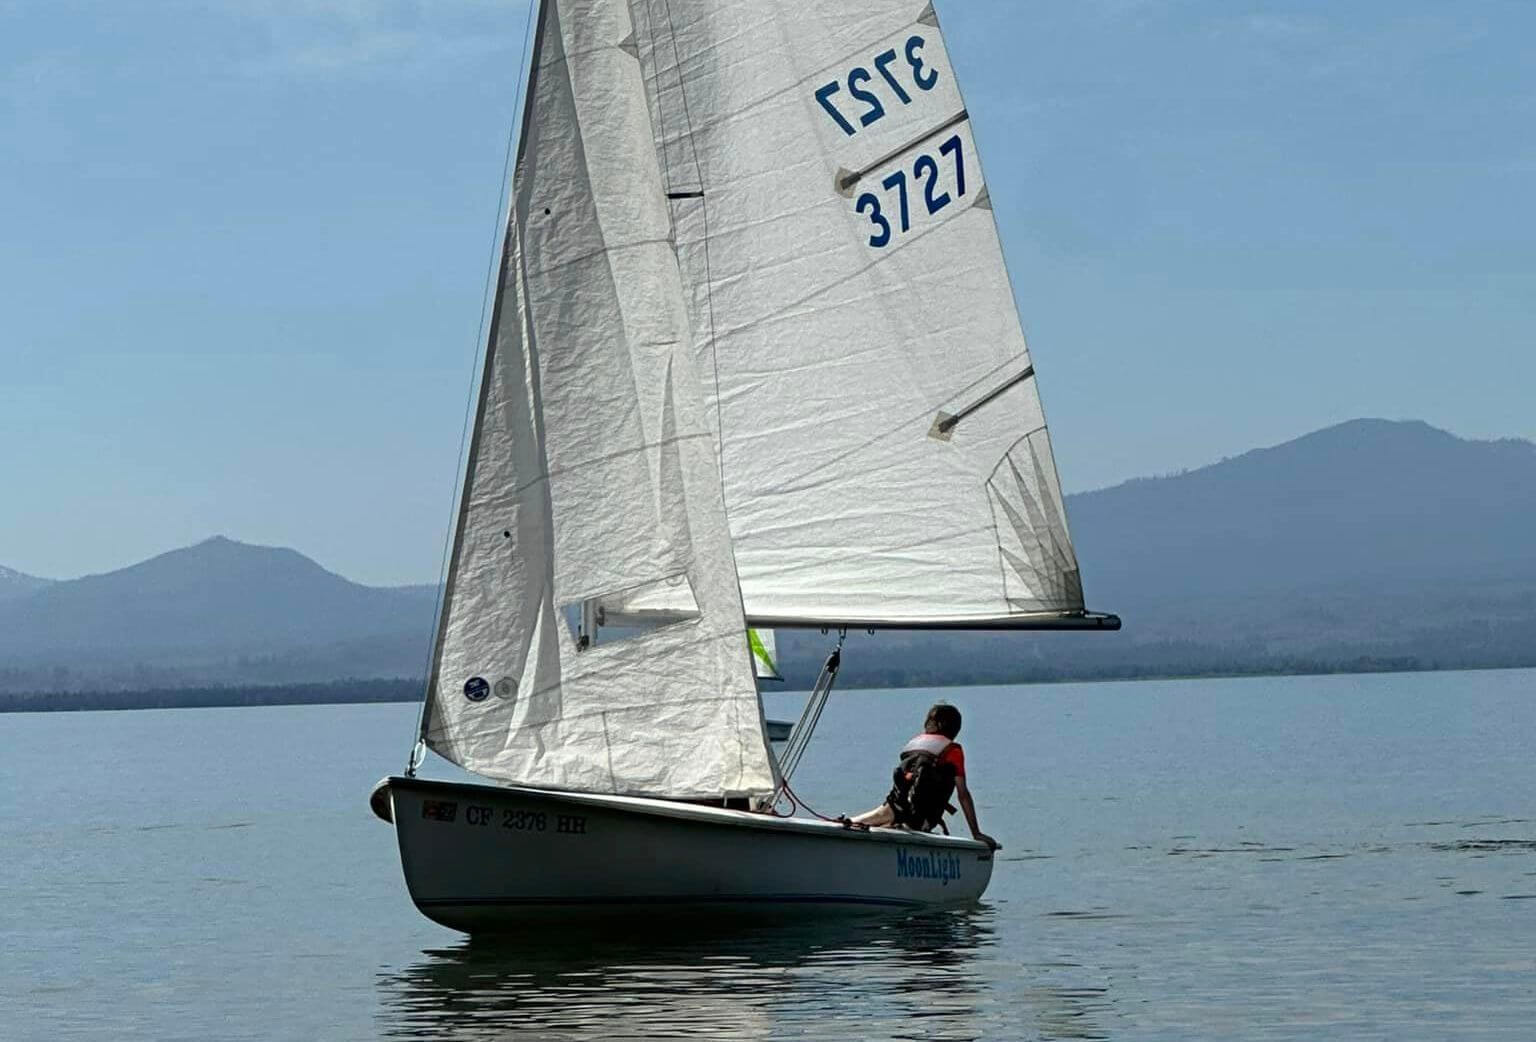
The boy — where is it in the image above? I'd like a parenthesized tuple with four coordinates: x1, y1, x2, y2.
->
(850, 702, 1000, 850)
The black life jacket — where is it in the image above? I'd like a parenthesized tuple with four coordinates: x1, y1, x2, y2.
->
(887, 733, 957, 831)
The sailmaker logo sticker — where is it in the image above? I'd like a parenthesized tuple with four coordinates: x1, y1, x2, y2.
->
(463, 677, 490, 702)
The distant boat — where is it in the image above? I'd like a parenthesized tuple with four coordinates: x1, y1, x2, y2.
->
(371, 0, 1116, 933)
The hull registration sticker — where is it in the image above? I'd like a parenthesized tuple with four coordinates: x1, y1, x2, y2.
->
(421, 799, 458, 823)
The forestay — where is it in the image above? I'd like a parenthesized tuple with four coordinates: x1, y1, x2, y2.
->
(627, 1, 1088, 627)
(424, 0, 777, 800)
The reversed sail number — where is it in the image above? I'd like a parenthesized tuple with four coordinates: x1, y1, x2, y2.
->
(857, 134, 967, 248)
(815, 35, 939, 137)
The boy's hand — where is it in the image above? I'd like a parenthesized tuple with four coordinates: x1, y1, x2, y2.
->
(976, 832, 1001, 851)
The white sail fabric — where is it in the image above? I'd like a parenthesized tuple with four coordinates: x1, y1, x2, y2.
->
(424, 0, 777, 800)
(628, 1, 1085, 627)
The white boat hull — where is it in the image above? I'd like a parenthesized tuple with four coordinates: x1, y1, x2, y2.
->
(377, 776, 994, 933)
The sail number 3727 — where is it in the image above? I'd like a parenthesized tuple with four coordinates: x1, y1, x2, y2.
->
(857, 135, 967, 248)
(814, 35, 939, 137)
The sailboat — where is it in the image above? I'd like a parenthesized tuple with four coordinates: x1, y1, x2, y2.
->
(371, 0, 1118, 932)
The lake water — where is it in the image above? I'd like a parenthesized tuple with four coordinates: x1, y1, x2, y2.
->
(3, 669, 1533, 1040)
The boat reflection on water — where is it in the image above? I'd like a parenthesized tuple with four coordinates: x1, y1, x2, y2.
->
(376, 908, 1114, 1040)
(378, 909, 968, 1040)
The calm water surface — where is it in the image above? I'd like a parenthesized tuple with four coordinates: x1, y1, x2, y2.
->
(2, 669, 1533, 1040)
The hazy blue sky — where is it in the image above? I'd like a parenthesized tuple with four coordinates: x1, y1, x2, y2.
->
(4, 1, 1533, 584)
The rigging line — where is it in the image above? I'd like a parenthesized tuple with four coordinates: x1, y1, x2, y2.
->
(770, 779, 842, 823)
(776, 634, 844, 787)
(657, 0, 706, 222)
(635, 0, 676, 195)
(658, 0, 729, 496)
(406, 0, 538, 774)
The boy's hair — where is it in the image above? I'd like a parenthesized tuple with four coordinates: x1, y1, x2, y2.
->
(924, 703, 962, 739)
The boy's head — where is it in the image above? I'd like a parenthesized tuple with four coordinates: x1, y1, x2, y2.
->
(923, 702, 962, 739)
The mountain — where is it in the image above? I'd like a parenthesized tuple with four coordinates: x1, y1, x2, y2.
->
(0, 537, 436, 693)
(1070, 418, 1536, 605)
(5, 419, 1535, 697)
(0, 564, 53, 602)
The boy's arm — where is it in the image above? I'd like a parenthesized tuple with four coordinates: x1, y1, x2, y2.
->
(954, 776, 1000, 850)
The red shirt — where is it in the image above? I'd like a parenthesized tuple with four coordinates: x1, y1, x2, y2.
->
(938, 741, 965, 779)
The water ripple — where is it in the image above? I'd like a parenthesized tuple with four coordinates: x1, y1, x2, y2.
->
(373, 911, 1116, 1041)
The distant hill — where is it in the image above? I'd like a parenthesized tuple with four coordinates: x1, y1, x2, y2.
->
(1071, 418, 1536, 604)
(4, 419, 1534, 698)
(0, 564, 53, 602)
(0, 537, 436, 693)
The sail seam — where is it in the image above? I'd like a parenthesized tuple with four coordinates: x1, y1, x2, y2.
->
(655, 0, 730, 502)
(702, 203, 990, 346)
(493, 431, 715, 499)
(537, 39, 644, 70)
(522, 235, 676, 281)
(737, 524, 1001, 584)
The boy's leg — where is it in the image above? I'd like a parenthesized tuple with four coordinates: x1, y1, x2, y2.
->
(851, 803, 895, 827)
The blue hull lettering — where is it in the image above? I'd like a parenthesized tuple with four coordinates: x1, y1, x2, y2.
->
(896, 847, 962, 886)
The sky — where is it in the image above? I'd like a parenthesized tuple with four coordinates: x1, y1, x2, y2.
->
(4, 1, 1534, 585)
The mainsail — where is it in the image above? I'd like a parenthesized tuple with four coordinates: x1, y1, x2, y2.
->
(625, 0, 1101, 629)
(424, 0, 777, 799)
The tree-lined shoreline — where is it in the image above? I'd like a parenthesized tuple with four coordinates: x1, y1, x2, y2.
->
(7, 659, 1534, 714)
(0, 678, 421, 714)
